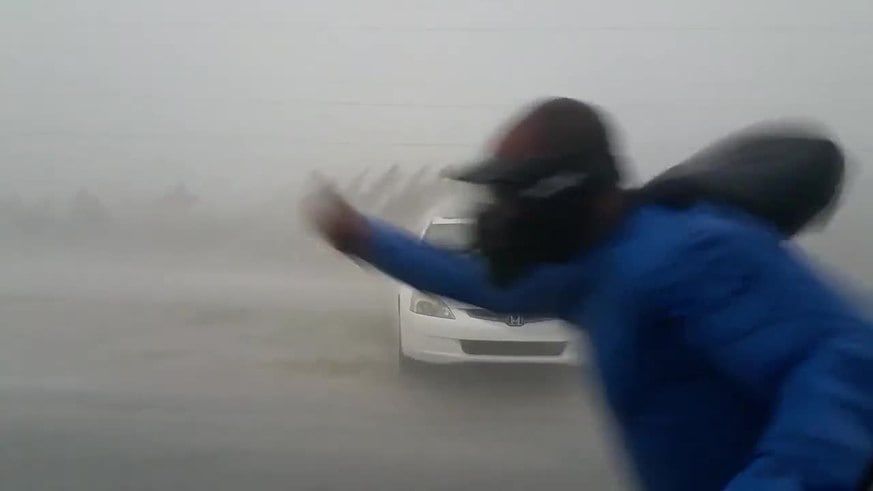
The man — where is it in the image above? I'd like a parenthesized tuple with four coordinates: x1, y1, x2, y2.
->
(304, 97, 873, 490)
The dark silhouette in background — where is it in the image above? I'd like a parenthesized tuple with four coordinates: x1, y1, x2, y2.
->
(0, 166, 450, 267)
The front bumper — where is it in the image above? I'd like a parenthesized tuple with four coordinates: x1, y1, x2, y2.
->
(400, 311, 583, 365)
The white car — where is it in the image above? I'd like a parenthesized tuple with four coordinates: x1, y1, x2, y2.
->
(394, 216, 584, 371)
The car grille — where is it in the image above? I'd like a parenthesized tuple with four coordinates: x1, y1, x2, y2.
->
(462, 309, 551, 325)
(459, 340, 567, 357)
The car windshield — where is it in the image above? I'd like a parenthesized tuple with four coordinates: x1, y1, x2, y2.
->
(423, 222, 474, 252)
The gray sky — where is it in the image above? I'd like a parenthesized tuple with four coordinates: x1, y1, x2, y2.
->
(1, 0, 872, 207)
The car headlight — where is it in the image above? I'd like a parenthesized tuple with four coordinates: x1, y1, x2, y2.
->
(410, 291, 455, 319)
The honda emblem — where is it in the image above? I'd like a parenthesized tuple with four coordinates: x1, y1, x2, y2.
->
(507, 315, 525, 326)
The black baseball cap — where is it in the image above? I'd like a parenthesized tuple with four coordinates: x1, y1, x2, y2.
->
(446, 97, 620, 191)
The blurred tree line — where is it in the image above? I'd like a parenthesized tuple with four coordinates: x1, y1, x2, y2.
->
(0, 165, 458, 266)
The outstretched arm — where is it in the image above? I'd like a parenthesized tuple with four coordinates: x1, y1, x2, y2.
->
(358, 218, 581, 314)
(303, 185, 582, 315)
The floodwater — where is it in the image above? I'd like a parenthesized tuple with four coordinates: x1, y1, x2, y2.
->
(0, 253, 627, 490)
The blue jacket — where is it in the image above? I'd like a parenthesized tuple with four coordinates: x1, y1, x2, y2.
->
(360, 203, 873, 491)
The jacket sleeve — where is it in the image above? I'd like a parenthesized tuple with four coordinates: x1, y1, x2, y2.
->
(356, 218, 584, 315)
(647, 223, 873, 491)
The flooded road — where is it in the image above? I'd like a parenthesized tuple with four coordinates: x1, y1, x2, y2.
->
(0, 256, 626, 490)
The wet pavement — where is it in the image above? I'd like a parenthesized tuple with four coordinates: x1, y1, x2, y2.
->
(0, 258, 627, 490)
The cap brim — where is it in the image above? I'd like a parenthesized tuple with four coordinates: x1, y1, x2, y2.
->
(443, 157, 540, 186)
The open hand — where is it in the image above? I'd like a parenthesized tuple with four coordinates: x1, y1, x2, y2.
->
(301, 182, 369, 255)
